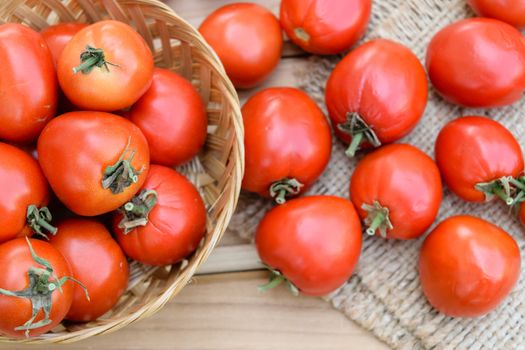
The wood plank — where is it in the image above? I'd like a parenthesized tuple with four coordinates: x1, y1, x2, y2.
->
(197, 244, 261, 274)
(0, 272, 388, 350)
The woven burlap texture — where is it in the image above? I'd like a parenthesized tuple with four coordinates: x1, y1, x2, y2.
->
(227, 0, 525, 349)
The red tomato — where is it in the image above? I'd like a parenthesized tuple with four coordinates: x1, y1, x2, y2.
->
(0, 24, 57, 144)
(57, 20, 154, 111)
(113, 165, 206, 266)
(435, 116, 523, 203)
(129, 68, 207, 166)
(0, 142, 55, 243)
(468, 0, 525, 29)
(280, 0, 371, 55)
(255, 196, 362, 296)
(325, 39, 427, 157)
(41, 23, 87, 66)
(242, 87, 331, 203)
(350, 144, 442, 240)
(49, 218, 128, 322)
(419, 215, 520, 317)
(426, 18, 525, 108)
(199, 3, 283, 89)
(0, 238, 76, 338)
(37, 111, 150, 216)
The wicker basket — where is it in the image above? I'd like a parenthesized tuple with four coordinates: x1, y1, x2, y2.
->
(0, 0, 244, 344)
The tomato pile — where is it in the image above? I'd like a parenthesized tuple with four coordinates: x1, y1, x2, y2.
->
(199, 0, 525, 316)
(0, 19, 207, 338)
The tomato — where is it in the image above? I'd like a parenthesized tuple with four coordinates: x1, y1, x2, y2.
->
(49, 218, 128, 322)
(255, 196, 362, 296)
(325, 39, 427, 157)
(112, 165, 206, 266)
(199, 3, 283, 89)
(419, 215, 520, 317)
(435, 116, 523, 203)
(57, 20, 154, 111)
(0, 24, 57, 144)
(0, 238, 79, 338)
(37, 111, 150, 216)
(280, 0, 371, 55)
(0, 142, 55, 243)
(426, 18, 525, 108)
(41, 23, 87, 66)
(129, 68, 207, 166)
(350, 144, 442, 240)
(468, 0, 525, 29)
(242, 87, 331, 203)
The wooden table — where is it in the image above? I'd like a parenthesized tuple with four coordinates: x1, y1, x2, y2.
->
(0, 1, 389, 349)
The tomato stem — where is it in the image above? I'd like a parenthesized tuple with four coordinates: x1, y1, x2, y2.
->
(73, 45, 119, 74)
(345, 132, 364, 157)
(26, 205, 57, 239)
(337, 112, 381, 158)
(476, 176, 515, 206)
(269, 178, 304, 205)
(102, 137, 144, 195)
(362, 201, 393, 238)
(118, 189, 158, 234)
(294, 27, 310, 42)
(259, 264, 299, 296)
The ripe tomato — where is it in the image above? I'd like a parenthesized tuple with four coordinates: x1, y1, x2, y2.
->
(255, 196, 362, 296)
(57, 20, 154, 111)
(129, 68, 207, 166)
(468, 0, 525, 29)
(280, 0, 371, 55)
(242, 87, 331, 203)
(0, 142, 55, 243)
(419, 215, 520, 317)
(350, 144, 442, 240)
(0, 24, 57, 144)
(325, 39, 427, 157)
(426, 18, 525, 108)
(435, 116, 523, 203)
(41, 22, 87, 66)
(49, 218, 128, 322)
(199, 3, 283, 89)
(37, 111, 150, 216)
(113, 165, 206, 266)
(0, 238, 77, 338)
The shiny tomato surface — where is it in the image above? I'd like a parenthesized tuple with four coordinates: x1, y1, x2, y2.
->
(41, 22, 87, 66)
(468, 0, 525, 29)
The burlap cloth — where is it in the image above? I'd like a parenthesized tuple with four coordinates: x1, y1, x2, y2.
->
(226, 0, 525, 349)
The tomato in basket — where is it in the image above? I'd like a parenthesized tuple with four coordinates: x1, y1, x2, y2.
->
(419, 215, 520, 317)
(325, 39, 427, 157)
(41, 22, 87, 66)
(350, 144, 442, 240)
(242, 87, 332, 204)
(280, 0, 371, 55)
(467, 0, 525, 29)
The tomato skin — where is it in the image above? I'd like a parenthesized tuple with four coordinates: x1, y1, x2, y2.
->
(325, 39, 427, 151)
(241, 88, 331, 201)
(0, 238, 73, 338)
(41, 23, 87, 66)
(0, 142, 49, 243)
(435, 116, 523, 202)
(0, 24, 57, 144)
(57, 20, 154, 111)
(49, 218, 128, 322)
(350, 144, 442, 240)
(256, 196, 362, 296)
(37, 111, 150, 216)
(280, 0, 371, 55)
(113, 165, 206, 266)
(129, 68, 207, 166)
(199, 3, 283, 89)
(419, 215, 520, 317)
(426, 18, 525, 108)
(468, 0, 525, 29)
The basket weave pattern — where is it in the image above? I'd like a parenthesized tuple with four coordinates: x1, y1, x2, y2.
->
(0, 0, 243, 344)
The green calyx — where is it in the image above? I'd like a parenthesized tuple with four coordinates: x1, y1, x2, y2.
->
(476, 176, 524, 206)
(337, 112, 381, 158)
(73, 45, 119, 74)
(0, 238, 89, 337)
(102, 137, 145, 195)
(118, 189, 158, 234)
(259, 264, 299, 296)
(362, 201, 393, 238)
(269, 178, 304, 205)
(294, 27, 310, 42)
(26, 205, 57, 239)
